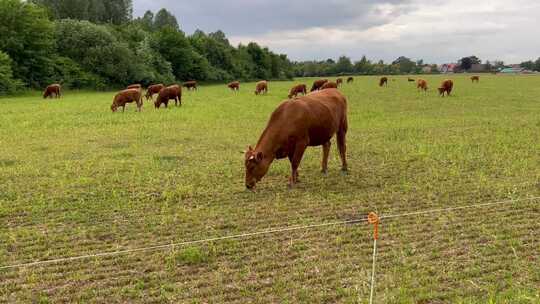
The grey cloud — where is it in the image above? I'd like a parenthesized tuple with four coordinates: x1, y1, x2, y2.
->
(133, 0, 413, 35)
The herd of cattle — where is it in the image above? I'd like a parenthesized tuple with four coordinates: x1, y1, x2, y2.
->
(40, 75, 480, 188)
(41, 75, 481, 109)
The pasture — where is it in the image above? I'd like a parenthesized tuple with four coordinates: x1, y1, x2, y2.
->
(0, 75, 539, 303)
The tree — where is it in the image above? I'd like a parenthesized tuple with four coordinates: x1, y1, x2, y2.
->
(154, 8, 179, 31)
(334, 56, 353, 74)
(31, 0, 133, 24)
(354, 56, 372, 74)
(152, 28, 194, 80)
(55, 19, 137, 85)
(392, 56, 416, 74)
(0, 0, 55, 87)
(0, 51, 21, 94)
(459, 57, 473, 71)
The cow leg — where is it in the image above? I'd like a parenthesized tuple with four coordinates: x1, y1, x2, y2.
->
(337, 128, 348, 172)
(288, 141, 308, 188)
(321, 141, 331, 174)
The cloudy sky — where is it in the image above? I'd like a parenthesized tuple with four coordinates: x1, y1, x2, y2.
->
(133, 0, 540, 64)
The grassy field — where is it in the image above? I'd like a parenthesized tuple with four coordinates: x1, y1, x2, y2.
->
(0, 75, 539, 303)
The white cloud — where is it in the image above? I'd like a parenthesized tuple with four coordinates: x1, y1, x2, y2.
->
(134, 0, 540, 63)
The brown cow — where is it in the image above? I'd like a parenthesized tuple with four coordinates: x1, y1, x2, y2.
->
(417, 79, 428, 92)
(111, 88, 142, 112)
(310, 79, 328, 92)
(155, 85, 182, 108)
(336, 78, 343, 87)
(471, 76, 480, 83)
(320, 82, 338, 90)
(438, 79, 454, 97)
(127, 84, 142, 90)
(183, 81, 198, 91)
(288, 84, 307, 99)
(244, 89, 348, 189)
(228, 81, 240, 91)
(346, 77, 354, 84)
(145, 84, 165, 101)
(255, 81, 268, 95)
(379, 77, 388, 87)
(43, 84, 61, 99)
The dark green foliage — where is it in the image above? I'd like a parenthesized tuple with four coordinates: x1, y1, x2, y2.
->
(31, 0, 133, 25)
(153, 8, 179, 31)
(0, 51, 22, 94)
(0, 0, 55, 87)
(0, 0, 295, 93)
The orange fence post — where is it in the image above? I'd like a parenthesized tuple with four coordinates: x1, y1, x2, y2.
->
(367, 212, 380, 304)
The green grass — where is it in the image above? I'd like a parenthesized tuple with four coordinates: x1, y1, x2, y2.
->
(0, 75, 539, 303)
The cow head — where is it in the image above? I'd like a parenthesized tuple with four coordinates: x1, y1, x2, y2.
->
(244, 146, 270, 190)
(438, 87, 445, 95)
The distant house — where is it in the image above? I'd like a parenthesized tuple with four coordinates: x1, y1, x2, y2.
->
(438, 63, 458, 73)
(469, 64, 489, 73)
(499, 67, 525, 74)
(421, 66, 432, 73)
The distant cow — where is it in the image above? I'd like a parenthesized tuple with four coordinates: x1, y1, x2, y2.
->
(438, 80, 454, 97)
(145, 84, 164, 101)
(471, 76, 480, 83)
(111, 88, 142, 112)
(255, 81, 268, 95)
(155, 85, 182, 108)
(417, 79, 428, 92)
(183, 81, 198, 91)
(127, 84, 142, 90)
(288, 84, 307, 99)
(310, 79, 328, 92)
(346, 77, 354, 84)
(336, 78, 343, 87)
(43, 84, 61, 99)
(408, 78, 415, 82)
(228, 81, 240, 91)
(379, 77, 388, 87)
(244, 88, 348, 189)
(320, 82, 338, 90)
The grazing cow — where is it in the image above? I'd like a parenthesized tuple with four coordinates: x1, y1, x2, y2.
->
(183, 81, 198, 91)
(408, 78, 415, 82)
(320, 82, 338, 90)
(43, 84, 61, 99)
(310, 79, 328, 92)
(336, 78, 343, 87)
(145, 84, 165, 101)
(228, 81, 240, 91)
(155, 85, 182, 108)
(438, 79, 454, 97)
(111, 88, 142, 112)
(379, 77, 388, 87)
(471, 76, 480, 83)
(244, 89, 348, 189)
(127, 84, 142, 90)
(288, 84, 307, 99)
(255, 81, 268, 95)
(346, 77, 354, 84)
(417, 79, 428, 92)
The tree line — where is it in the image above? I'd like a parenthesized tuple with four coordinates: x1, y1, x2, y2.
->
(0, 0, 294, 94)
(292, 55, 439, 77)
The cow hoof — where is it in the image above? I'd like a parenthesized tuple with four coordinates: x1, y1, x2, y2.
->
(321, 169, 328, 175)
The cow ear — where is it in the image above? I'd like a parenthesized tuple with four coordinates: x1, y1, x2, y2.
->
(256, 152, 263, 162)
(248, 145, 254, 152)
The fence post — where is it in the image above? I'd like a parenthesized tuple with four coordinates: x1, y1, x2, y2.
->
(367, 212, 380, 304)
